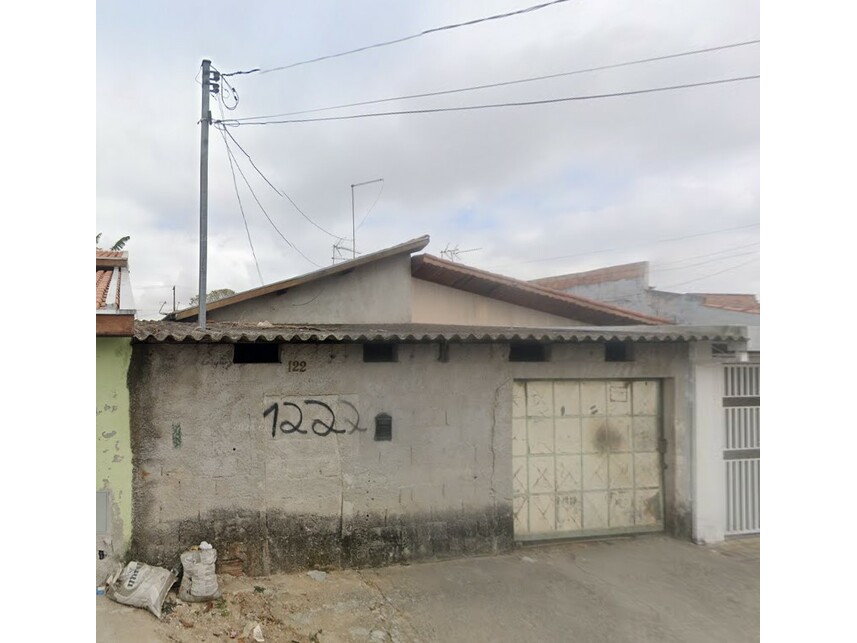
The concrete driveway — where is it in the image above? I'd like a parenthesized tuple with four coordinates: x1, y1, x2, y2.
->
(97, 534, 759, 642)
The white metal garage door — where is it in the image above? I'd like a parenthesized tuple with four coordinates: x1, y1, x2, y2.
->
(512, 379, 664, 540)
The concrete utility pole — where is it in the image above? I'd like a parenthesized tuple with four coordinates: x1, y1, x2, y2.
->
(198, 59, 213, 329)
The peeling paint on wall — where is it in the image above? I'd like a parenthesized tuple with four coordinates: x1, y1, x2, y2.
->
(96, 337, 133, 584)
(172, 423, 182, 449)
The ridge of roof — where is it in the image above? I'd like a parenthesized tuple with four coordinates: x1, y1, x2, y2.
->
(411, 254, 669, 326)
(173, 235, 430, 321)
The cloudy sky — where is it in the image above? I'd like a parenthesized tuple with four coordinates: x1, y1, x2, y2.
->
(96, 0, 759, 319)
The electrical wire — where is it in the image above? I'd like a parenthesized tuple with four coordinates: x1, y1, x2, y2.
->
(214, 124, 347, 240)
(220, 134, 322, 268)
(490, 223, 759, 269)
(219, 132, 265, 284)
(660, 256, 759, 290)
(356, 180, 385, 230)
(650, 248, 759, 273)
(217, 99, 263, 282)
(649, 242, 759, 269)
(240, 0, 574, 76)
(217, 75, 759, 126)
(233, 40, 760, 121)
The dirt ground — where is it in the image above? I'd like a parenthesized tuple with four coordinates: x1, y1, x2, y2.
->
(97, 534, 759, 643)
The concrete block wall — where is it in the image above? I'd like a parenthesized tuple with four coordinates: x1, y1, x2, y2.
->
(129, 340, 693, 575)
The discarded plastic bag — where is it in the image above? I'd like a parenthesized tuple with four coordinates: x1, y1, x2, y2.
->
(106, 561, 177, 620)
(179, 547, 221, 602)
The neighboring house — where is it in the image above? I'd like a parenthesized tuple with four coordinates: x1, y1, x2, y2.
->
(125, 237, 751, 575)
(96, 249, 136, 583)
(533, 261, 760, 541)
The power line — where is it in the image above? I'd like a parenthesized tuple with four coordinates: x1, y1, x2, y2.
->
(221, 134, 322, 268)
(241, 0, 574, 76)
(649, 242, 759, 269)
(490, 223, 759, 269)
(219, 128, 265, 285)
(217, 99, 264, 283)
(215, 124, 347, 240)
(660, 256, 759, 290)
(233, 40, 760, 121)
(217, 75, 759, 126)
(356, 180, 385, 230)
(650, 249, 759, 273)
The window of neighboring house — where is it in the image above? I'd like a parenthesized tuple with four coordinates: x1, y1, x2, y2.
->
(233, 343, 280, 364)
(605, 341, 634, 362)
(363, 343, 397, 362)
(509, 342, 550, 362)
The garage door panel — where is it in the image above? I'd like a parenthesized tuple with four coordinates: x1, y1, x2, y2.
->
(632, 416, 658, 451)
(512, 417, 527, 456)
(553, 381, 580, 417)
(582, 418, 607, 453)
(530, 494, 555, 533)
(554, 417, 581, 454)
(606, 416, 631, 453)
(609, 453, 633, 488)
(513, 496, 528, 534)
(583, 453, 609, 490)
(635, 489, 662, 526)
(634, 452, 661, 488)
(527, 417, 554, 454)
(556, 494, 583, 531)
(609, 490, 635, 528)
(526, 381, 553, 418)
(632, 381, 659, 416)
(528, 457, 554, 494)
(556, 455, 582, 492)
(583, 491, 609, 530)
(514, 379, 663, 541)
(512, 382, 527, 418)
(580, 382, 607, 416)
(607, 381, 632, 416)
(512, 457, 528, 496)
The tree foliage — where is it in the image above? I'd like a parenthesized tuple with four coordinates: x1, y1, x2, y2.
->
(96, 233, 131, 251)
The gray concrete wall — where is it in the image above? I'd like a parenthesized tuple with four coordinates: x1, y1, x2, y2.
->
(207, 255, 413, 324)
(561, 283, 759, 328)
(129, 340, 694, 575)
(411, 279, 585, 327)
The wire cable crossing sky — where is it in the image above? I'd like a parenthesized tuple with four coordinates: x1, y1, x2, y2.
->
(96, 0, 760, 318)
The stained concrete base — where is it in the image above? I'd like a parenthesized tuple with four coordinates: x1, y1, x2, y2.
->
(97, 534, 759, 642)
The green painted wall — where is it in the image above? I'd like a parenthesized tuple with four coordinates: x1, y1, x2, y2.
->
(96, 337, 133, 549)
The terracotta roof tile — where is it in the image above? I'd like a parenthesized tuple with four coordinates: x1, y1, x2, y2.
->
(96, 269, 113, 309)
(96, 249, 125, 259)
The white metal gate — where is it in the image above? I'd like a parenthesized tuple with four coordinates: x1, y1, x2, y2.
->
(723, 364, 760, 535)
(512, 379, 664, 540)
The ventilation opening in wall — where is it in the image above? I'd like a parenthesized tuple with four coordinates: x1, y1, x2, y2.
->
(234, 343, 280, 364)
(363, 343, 397, 362)
(375, 413, 392, 441)
(509, 342, 549, 362)
(605, 341, 634, 362)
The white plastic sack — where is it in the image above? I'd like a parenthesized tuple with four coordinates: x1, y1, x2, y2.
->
(179, 548, 221, 602)
(106, 561, 177, 620)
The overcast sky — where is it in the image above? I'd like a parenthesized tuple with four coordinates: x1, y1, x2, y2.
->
(96, 0, 759, 319)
